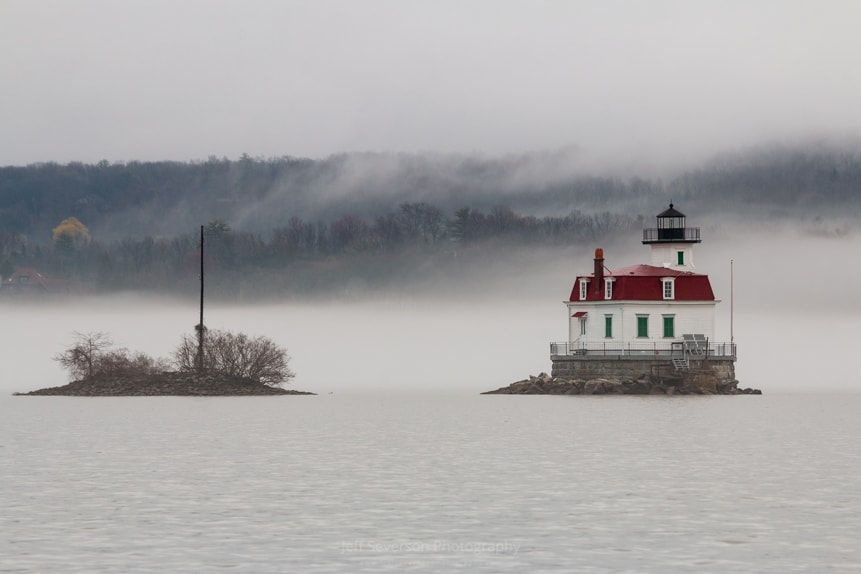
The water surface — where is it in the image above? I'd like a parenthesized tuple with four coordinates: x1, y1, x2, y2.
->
(2, 393, 859, 573)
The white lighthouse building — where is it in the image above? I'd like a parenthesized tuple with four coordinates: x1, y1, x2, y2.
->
(551, 204, 736, 380)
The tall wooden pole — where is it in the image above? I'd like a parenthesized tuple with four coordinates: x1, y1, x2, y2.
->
(197, 224, 205, 373)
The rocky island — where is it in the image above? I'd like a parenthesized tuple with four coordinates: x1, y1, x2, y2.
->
(483, 371, 761, 395)
(15, 372, 315, 397)
(15, 328, 313, 397)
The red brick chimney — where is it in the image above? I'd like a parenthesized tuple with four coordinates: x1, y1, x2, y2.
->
(593, 248, 604, 293)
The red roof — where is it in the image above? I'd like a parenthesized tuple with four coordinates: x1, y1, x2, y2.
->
(568, 264, 715, 302)
(2, 267, 68, 294)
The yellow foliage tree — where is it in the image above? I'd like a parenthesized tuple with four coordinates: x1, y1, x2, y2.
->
(53, 216, 91, 251)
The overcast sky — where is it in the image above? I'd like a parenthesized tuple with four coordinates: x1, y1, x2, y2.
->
(2, 0, 859, 168)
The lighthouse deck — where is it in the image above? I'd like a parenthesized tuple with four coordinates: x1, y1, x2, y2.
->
(642, 226, 701, 243)
(550, 340, 736, 359)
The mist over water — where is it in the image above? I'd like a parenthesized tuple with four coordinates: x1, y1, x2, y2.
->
(1, 230, 858, 394)
(0, 297, 556, 395)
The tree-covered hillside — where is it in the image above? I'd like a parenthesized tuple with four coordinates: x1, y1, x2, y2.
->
(3, 140, 859, 240)
(1, 141, 859, 299)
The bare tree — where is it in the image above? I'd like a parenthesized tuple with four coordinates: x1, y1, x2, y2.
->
(173, 329, 294, 387)
(329, 215, 369, 252)
(399, 202, 443, 243)
(53, 331, 113, 379)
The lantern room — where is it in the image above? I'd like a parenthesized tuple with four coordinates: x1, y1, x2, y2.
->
(642, 203, 701, 244)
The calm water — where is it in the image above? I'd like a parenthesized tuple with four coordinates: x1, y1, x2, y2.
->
(1, 392, 859, 573)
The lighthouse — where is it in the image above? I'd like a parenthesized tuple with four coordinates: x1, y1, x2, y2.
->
(642, 202, 701, 268)
(550, 204, 737, 388)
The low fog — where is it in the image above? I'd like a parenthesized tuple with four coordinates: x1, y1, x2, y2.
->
(2, 228, 859, 395)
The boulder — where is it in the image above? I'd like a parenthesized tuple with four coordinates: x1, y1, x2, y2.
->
(583, 378, 614, 395)
(683, 370, 718, 394)
(601, 379, 625, 394)
(626, 381, 650, 394)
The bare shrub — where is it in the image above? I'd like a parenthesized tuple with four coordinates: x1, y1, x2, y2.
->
(54, 331, 167, 380)
(94, 349, 171, 377)
(173, 329, 294, 387)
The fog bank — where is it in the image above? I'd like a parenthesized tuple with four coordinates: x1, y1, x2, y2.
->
(2, 229, 859, 395)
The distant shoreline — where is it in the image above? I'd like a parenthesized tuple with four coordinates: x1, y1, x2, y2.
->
(15, 371, 315, 397)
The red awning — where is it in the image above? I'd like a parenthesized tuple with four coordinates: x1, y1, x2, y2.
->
(572, 311, 588, 318)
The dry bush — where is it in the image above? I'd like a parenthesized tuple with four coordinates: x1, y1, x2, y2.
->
(173, 329, 294, 387)
(54, 332, 167, 380)
(94, 349, 171, 377)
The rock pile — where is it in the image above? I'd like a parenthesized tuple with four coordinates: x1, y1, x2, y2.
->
(16, 372, 315, 396)
(482, 372, 761, 395)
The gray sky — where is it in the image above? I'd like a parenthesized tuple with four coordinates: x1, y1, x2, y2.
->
(2, 0, 860, 168)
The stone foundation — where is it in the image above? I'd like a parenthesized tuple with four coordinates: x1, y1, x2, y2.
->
(551, 355, 736, 385)
(480, 355, 757, 395)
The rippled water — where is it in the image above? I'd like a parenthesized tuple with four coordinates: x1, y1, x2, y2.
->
(2, 392, 859, 573)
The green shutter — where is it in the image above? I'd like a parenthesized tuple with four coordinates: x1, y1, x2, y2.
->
(605, 316, 613, 338)
(663, 316, 675, 338)
(677, 251, 684, 265)
(637, 316, 648, 338)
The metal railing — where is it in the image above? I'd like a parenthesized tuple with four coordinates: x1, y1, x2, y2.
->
(550, 340, 736, 359)
(642, 227, 701, 243)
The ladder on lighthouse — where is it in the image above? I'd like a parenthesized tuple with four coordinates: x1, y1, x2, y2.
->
(674, 334, 709, 370)
(672, 357, 689, 370)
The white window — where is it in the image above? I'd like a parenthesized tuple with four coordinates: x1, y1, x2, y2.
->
(579, 279, 588, 301)
(580, 317, 587, 336)
(604, 278, 614, 300)
(662, 278, 675, 300)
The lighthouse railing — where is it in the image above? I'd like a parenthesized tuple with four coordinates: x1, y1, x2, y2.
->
(642, 227, 701, 242)
(550, 340, 736, 359)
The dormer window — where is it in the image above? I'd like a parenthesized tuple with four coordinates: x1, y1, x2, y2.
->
(604, 278, 615, 300)
(662, 278, 675, 300)
(579, 279, 588, 301)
